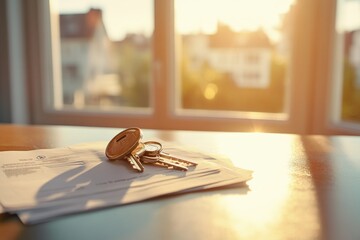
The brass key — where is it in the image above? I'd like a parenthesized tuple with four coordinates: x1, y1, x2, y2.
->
(105, 128, 145, 172)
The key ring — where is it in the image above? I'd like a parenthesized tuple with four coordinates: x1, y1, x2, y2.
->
(143, 141, 162, 157)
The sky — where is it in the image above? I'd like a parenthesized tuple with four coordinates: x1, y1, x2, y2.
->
(57, 0, 294, 41)
(337, 0, 360, 31)
(57, 0, 154, 40)
(57, 0, 360, 41)
(175, 0, 292, 33)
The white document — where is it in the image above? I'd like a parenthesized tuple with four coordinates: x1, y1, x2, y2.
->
(0, 141, 252, 224)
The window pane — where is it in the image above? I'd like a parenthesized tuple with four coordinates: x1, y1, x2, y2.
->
(56, 0, 153, 110)
(337, 0, 360, 124)
(175, 0, 295, 114)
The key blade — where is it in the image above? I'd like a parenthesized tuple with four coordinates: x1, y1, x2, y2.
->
(133, 155, 144, 172)
(141, 155, 187, 171)
(127, 155, 144, 173)
(159, 152, 197, 167)
(158, 157, 188, 171)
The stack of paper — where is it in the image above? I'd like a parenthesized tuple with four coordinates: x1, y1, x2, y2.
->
(0, 141, 252, 224)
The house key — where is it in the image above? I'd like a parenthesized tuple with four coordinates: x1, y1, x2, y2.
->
(105, 127, 145, 172)
(125, 142, 145, 172)
(141, 141, 197, 171)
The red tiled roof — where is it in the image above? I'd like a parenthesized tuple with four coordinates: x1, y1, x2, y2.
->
(60, 8, 105, 39)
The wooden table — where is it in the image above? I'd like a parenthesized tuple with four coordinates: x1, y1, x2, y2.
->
(0, 124, 360, 240)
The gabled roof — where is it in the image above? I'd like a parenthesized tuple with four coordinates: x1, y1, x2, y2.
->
(60, 8, 107, 39)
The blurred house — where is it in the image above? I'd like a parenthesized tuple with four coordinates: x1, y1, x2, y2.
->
(183, 23, 273, 89)
(60, 8, 118, 106)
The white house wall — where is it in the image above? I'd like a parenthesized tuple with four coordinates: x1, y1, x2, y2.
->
(208, 48, 271, 88)
(183, 34, 272, 89)
(61, 39, 90, 101)
(60, 20, 117, 104)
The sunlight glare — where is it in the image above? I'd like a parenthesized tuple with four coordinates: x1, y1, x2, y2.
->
(203, 83, 218, 100)
(337, 0, 360, 32)
(176, 0, 294, 41)
(214, 134, 293, 228)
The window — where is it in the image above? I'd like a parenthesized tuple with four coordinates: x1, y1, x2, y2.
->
(18, 0, 360, 134)
(336, 0, 360, 125)
(311, 0, 360, 134)
(56, 2, 153, 110)
(245, 52, 260, 65)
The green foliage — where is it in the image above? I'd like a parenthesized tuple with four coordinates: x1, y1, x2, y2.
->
(342, 59, 360, 122)
(181, 51, 287, 113)
(117, 43, 150, 107)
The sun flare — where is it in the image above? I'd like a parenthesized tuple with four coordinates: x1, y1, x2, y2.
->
(175, 0, 294, 41)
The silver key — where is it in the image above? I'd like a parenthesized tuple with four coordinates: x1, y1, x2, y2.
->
(142, 141, 197, 171)
(156, 151, 198, 168)
(142, 155, 188, 171)
(143, 141, 198, 167)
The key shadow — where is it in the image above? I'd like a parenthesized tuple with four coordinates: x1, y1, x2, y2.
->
(30, 149, 212, 222)
(28, 147, 250, 223)
(32, 150, 155, 222)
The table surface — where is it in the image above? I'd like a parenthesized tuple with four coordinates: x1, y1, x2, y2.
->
(0, 124, 360, 240)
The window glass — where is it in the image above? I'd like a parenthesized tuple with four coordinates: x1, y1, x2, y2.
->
(175, 0, 295, 114)
(57, 0, 153, 110)
(336, 0, 360, 124)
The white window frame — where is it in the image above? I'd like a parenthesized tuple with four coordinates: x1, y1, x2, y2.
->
(18, 0, 360, 134)
(311, 0, 360, 135)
